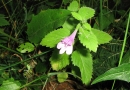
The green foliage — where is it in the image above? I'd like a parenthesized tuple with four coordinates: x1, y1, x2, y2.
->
(57, 72, 68, 83)
(121, 49, 130, 64)
(91, 28, 113, 44)
(92, 63, 130, 85)
(27, 9, 70, 44)
(94, 9, 114, 30)
(67, 0, 79, 11)
(93, 40, 123, 77)
(78, 7, 95, 20)
(71, 12, 82, 21)
(16, 42, 34, 53)
(50, 50, 70, 71)
(0, 0, 129, 89)
(71, 49, 93, 84)
(40, 28, 70, 48)
(78, 27, 98, 52)
(0, 78, 21, 90)
(0, 14, 9, 26)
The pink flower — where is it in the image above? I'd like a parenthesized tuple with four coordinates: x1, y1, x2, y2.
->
(57, 30, 77, 55)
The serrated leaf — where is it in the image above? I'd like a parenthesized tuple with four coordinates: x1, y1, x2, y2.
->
(40, 28, 70, 48)
(78, 28, 98, 52)
(91, 28, 112, 44)
(92, 63, 130, 85)
(50, 50, 70, 71)
(57, 72, 68, 83)
(0, 78, 21, 90)
(78, 7, 95, 20)
(71, 12, 82, 21)
(16, 42, 34, 53)
(82, 23, 91, 31)
(27, 9, 70, 44)
(71, 49, 93, 84)
(0, 14, 9, 26)
(67, 1, 79, 11)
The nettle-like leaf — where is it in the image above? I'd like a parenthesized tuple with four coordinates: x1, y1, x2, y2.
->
(92, 63, 130, 85)
(71, 49, 93, 84)
(78, 28, 98, 52)
(50, 50, 70, 71)
(40, 28, 70, 48)
(0, 78, 21, 90)
(67, 0, 79, 11)
(27, 9, 70, 44)
(91, 28, 113, 44)
(71, 12, 82, 21)
(0, 14, 9, 26)
(82, 23, 91, 31)
(78, 7, 95, 20)
(16, 42, 34, 53)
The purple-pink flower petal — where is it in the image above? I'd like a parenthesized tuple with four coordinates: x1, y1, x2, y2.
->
(57, 30, 78, 55)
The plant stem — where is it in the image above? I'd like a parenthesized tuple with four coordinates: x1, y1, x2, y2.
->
(0, 30, 19, 43)
(100, 0, 103, 30)
(0, 44, 21, 54)
(0, 50, 50, 71)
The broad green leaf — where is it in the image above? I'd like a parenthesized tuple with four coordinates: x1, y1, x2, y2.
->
(0, 14, 9, 26)
(0, 78, 21, 90)
(27, 9, 70, 44)
(67, 1, 79, 11)
(62, 17, 78, 31)
(71, 49, 93, 84)
(50, 50, 70, 71)
(78, 7, 95, 20)
(91, 28, 112, 44)
(40, 28, 70, 48)
(16, 42, 34, 53)
(71, 12, 82, 21)
(78, 28, 98, 52)
(82, 23, 91, 31)
(91, 63, 130, 85)
(57, 72, 68, 83)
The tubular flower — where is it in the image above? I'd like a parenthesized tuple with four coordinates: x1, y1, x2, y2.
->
(57, 30, 77, 55)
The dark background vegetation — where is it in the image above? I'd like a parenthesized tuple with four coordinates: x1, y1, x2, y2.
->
(0, 0, 130, 89)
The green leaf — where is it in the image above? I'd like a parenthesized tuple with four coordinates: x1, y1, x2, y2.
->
(78, 7, 95, 20)
(71, 12, 82, 21)
(16, 42, 34, 53)
(57, 72, 68, 83)
(78, 28, 98, 52)
(62, 17, 78, 31)
(27, 9, 70, 44)
(67, 1, 79, 11)
(82, 23, 91, 31)
(91, 28, 112, 44)
(50, 50, 70, 71)
(0, 78, 21, 90)
(0, 14, 9, 26)
(40, 28, 70, 48)
(91, 63, 130, 85)
(71, 49, 93, 84)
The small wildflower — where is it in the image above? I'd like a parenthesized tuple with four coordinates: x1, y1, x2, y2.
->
(57, 30, 77, 55)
